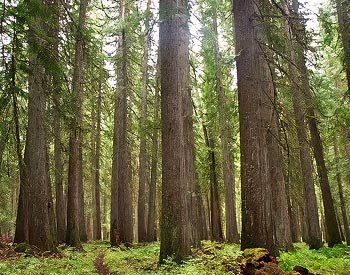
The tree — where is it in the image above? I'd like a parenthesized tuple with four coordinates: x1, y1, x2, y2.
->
(147, 61, 160, 243)
(334, 136, 350, 244)
(212, 1, 239, 244)
(234, 0, 283, 255)
(285, 0, 341, 247)
(93, 78, 102, 240)
(12, 27, 29, 245)
(50, 0, 66, 244)
(137, 0, 152, 243)
(110, 0, 133, 247)
(159, 0, 193, 263)
(24, 0, 57, 252)
(66, 0, 88, 249)
(335, 0, 350, 92)
(282, 0, 323, 250)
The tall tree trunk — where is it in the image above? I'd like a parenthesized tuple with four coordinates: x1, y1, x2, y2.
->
(25, 1, 57, 251)
(110, 0, 133, 247)
(93, 82, 102, 240)
(334, 136, 350, 245)
(234, 0, 279, 255)
(103, 191, 108, 240)
(137, 0, 152, 243)
(66, 0, 88, 249)
(146, 62, 160, 243)
(203, 125, 223, 242)
(212, 2, 239, 244)
(51, 0, 66, 244)
(288, 0, 342, 247)
(192, 101, 211, 243)
(78, 145, 87, 242)
(159, 0, 192, 263)
(12, 35, 29, 243)
(335, 0, 350, 91)
(282, 1, 322, 249)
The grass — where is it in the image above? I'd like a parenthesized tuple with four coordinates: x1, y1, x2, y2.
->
(0, 241, 349, 274)
(278, 243, 350, 275)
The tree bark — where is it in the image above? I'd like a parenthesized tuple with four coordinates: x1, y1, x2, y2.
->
(291, 0, 341, 247)
(93, 81, 102, 240)
(159, 0, 192, 263)
(203, 125, 223, 242)
(334, 136, 350, 245)
(137, 0, 152, 243)
(282, 1, 322, 249)
(211, 2, 239, 244)
(25, 1, 57, 250)
(51, 0, 66, 244)
(146, 61, 160, 243)
(234, 0, 280, 255)
(335, 0, 350, 92)
(12, 36, 29, 244)
(78, 145, 87, 242)
(110, 0, 133, 247)
(66, 0, 88, 249)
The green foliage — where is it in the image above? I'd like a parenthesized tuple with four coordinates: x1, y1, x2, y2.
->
(278, 243, 350, 275)
(0, 241, 242, 275)
(2, 242, 350, 274)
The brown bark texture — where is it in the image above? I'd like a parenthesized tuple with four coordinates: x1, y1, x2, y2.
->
(24, 1, 57, 251)
(336, 0, 350, 92)
(51, 0, 66, 244)
(93, 83, 102, 240)
(203, 126, 223, 242)
(334, 137, 350, 245)
(290, 0, 341, 246)
(66, 0, 88, 249)
(137, 0, 152, 243)
(234, 0, 281, 255)
(147, 62, 160, 243)
(12, 40, 29, 244)
(283, 1, 322, 249)
(110, 0, 133, 247)
(212, 2, 239, 244)
(159, 0, 192, 263)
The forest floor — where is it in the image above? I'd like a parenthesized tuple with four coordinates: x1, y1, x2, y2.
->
(0, 241, 350, 275)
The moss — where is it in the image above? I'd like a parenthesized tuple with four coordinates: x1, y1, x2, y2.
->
(14, 242, 31, 254)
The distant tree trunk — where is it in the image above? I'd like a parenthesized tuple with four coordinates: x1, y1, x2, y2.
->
(12, 37, 29, 244)
(159, 0, 192, 263)
(334, 137, 350, 245)
(137, 0, 152, 243)
(284, 156, 299, 243)
(335, 0, 350, 91)
(212, 3, 239, 244)
(192, 101, 211, 243)
(25, 1, 57, 250)
(78, 146, 87, 242)
(53, 92, 65, 244)
(103, 191, 108, 240)
(146, 63, 160, 243)
(203, 125, 223, 242)
(110, 0, 133, 247)
(283, 1, 322, 249)
(93, 82, 102, 240)
(268, 114, 292, 250)
(66, 0, 88, 250)
(234, 0, 279, 255)
(50, 0, 66, 244)
(288, 0, 342, 247)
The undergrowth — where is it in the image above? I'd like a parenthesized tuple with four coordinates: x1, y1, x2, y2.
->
(0, 241, 349, 274)
(278, 242, 350, 275)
